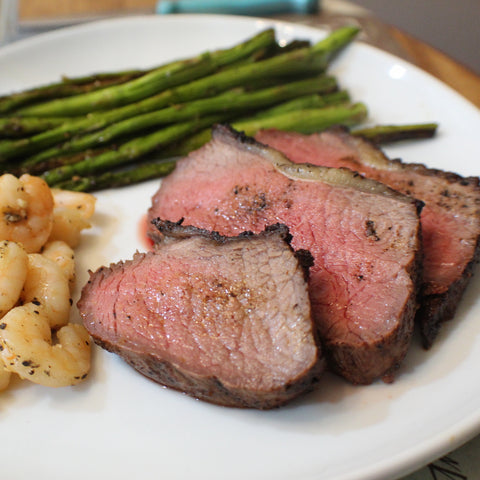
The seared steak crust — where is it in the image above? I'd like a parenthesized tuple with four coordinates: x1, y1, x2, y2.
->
(78, 221, 323, 409)
(148, 125, 423, 384)
(256, 127, 480, 347)
(93, 335, 321, 410)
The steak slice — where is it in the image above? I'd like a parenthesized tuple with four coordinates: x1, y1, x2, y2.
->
(256, 127, 480, 348)
(78, 221, 323, 409)
(148, 124, 423, 384)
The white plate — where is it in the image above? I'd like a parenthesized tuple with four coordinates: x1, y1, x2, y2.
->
(1, 15, 479, 480)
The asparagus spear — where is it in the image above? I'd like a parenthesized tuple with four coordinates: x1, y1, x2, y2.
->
(15, 29, 277, 117)
(159, 95, 331, 158)
(42, 103, 368, 188)
(163, 102, 368, 157)
(236, 103, 368, 132)
(1, 34, 297, 117)
(0, 116, 67, 138)
(0, 54, 216, 161)
(352, 123, 438, 143)
(1, 35, 307, 118)
(16, 26, 356, 119)
(10, 148, 114, 177)
(0, 36, 272, 160)
(0, 48, 272, 144)
(0, 70, 147, 115)
(54, 158, 178, 192)
(0, 27, 358, 162)
(16, 90, 351, 175)
(35, 91, 348, 165)
(22, 75, 337, 166)
(164, 25, 359, 104)
(41, 113, 232, 186)
(247, 90, 350, 119)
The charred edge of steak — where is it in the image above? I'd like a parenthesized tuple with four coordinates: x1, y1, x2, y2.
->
(370, 152, 479, 349)
(331, 125, 480, 189)
(386, 155, 479, 349)
(92, 335, 324, 410)
(388, 157, 480, 189)
(213, 123, 262, 149)
(152, 218, 315, 282)
(152, 217, 291, 243)
(294, 249, 315, 282)
(324, 287, 418, 385)
(220, 124, 424, 208)
(322, 217, 423, 385)
(419, 235, 480, 349)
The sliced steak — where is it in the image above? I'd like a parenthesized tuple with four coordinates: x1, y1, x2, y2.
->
(256, 127, 480, 348)
(148, 125, 423, 384)
(78, 221, 323, 409)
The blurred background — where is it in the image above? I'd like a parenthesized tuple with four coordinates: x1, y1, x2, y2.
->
(8, 0, 480, 74)
(348, 0, 480, 74)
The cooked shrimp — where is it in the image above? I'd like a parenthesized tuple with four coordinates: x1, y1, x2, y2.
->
(0, 178, 95, 392)
(0, 303, 91, 387)
(49, 189, 96, 248)
(51, 189, 96, 219)
(22, 254, 71, 330)
(0, 174, 54, 253)
(0, 240, 28, 318)
(42, 240, 76, 290)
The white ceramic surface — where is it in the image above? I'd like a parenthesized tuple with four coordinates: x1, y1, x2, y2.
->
(0, 15, 479, 480)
